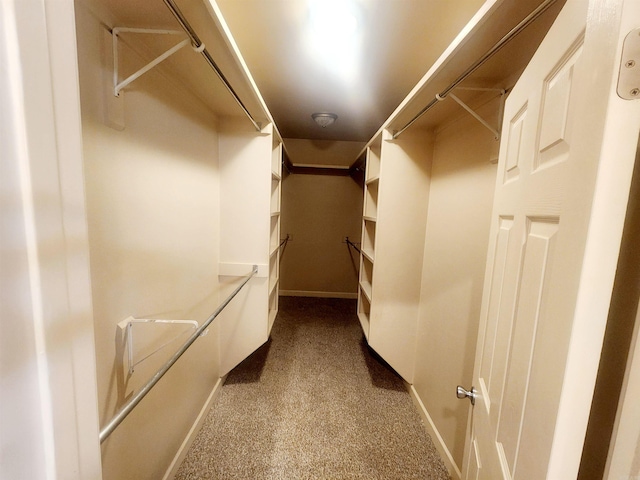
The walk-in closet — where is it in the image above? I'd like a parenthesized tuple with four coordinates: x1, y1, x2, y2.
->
(3, 0, 640, 479)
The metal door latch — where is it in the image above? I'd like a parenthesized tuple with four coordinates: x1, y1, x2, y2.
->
(457, 385, 477, 406)
(618, 28, 640, 100)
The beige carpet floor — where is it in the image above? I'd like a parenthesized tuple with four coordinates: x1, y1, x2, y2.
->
(175, 296, 450, 479)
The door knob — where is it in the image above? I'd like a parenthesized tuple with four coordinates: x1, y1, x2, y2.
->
(456, 385, 477, 406)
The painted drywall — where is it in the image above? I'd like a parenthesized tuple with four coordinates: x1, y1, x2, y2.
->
(75, 2, 223, 479)
(413, 100, 499, 472)
(280, 139, 364, 298)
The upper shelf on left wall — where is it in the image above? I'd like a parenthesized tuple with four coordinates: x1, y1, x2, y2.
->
(96, 0, 279, 135)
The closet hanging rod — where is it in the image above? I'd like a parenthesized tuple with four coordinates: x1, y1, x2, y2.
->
(99, 265, 258, 443)
(345, 237, 362, 255)
(279, 234, 291, 249)
(392, 0, 558, 139)
(162, 0, 261, 132)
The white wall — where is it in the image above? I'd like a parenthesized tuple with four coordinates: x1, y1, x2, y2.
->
(413, 99, 499, 474)
(280, 139, 364, 298)
(1, 0, 102, 478)
(75, 1, 224, 478)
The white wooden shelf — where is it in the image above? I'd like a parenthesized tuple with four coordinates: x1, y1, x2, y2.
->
(357, 312, 370, 334)
(359, 280, 372, 302)
(362, 248, 374, 264)
(268, 308, 277, 330)
(365, 176, 380, 186)
(269, 278, 279, 297)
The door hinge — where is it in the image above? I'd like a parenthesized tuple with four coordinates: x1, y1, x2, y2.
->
(618, 28, 640, 100)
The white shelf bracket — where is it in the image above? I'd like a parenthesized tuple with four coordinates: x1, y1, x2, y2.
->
(112, 27, 197, 97)
(448, 88, 506, 140)
(119, 317, 207, 375)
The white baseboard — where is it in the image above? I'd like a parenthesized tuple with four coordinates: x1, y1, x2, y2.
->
(162, 375, 228, 480)
(279, 290, 357, 299)
(407, 384, 462, 480)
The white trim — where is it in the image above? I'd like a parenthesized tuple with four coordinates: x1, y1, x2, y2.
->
(2, 0, 102, 477)
(162, 375, 228, 480)
(279, 290, 358, 299)
(2, 2, 56, 476)
(407, 384, 462, 480)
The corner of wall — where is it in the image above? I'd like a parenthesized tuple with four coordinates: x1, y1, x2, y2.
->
(408, 384, 462, 480)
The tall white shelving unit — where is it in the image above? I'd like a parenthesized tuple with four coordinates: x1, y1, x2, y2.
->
(357, 135, 380, 338)
(354, 0, 563, 384)
(269, 136, 283, 333)
(357, 129, 432, 381)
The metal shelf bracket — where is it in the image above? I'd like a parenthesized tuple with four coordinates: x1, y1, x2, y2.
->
(118, 316, 207, 375)
(448, 88, 506, 140)
(112, 27, 197, 97)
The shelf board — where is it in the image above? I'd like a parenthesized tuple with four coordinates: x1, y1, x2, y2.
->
(366, 176, 380, 186)
(362, 249, 374, 263)
(360, 253, 374, 267)
(346, 0, 565, 171)
(104, 0, 273, 126)
(363, 215, 377, 223)
(357, 312, 370, 341)
(269, 278, 279, 296)
(272, 170, 281, 181)
(360, 281, 372, 302)
(270, 244, 279, 257)
(271, 211, 281, 217)
(388, 0, 565, 134)
(268, 308, 277, 336)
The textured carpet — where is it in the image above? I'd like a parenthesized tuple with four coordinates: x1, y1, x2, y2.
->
(174, 297, 450, 480)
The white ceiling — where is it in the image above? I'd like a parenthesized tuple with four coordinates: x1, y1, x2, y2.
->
(216, 0, 488, 143)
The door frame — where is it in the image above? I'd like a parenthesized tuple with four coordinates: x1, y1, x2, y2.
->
(1, 0, 102, 478)
(547, 0, 640, 475)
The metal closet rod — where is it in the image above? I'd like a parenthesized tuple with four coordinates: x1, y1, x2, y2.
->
(99, 265, 258, 443)
(345, 237, 362, 254)
(393, 0, 558, 139)
(162, 0, 261, 132)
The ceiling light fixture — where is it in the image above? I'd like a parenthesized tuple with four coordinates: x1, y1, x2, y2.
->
(312, 112, 338, 128)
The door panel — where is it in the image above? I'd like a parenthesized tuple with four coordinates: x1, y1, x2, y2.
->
(536, 45, 582, 168)
(497, 218, 558, 474)
(467, 0, 609, 477)
(480, 216, 514, 409)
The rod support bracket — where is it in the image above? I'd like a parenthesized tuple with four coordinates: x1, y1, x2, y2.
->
(449, 93, 501, 140)
(112, 27, 189, 97)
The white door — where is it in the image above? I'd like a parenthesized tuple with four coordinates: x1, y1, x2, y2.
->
(463, 0, 640, 478)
